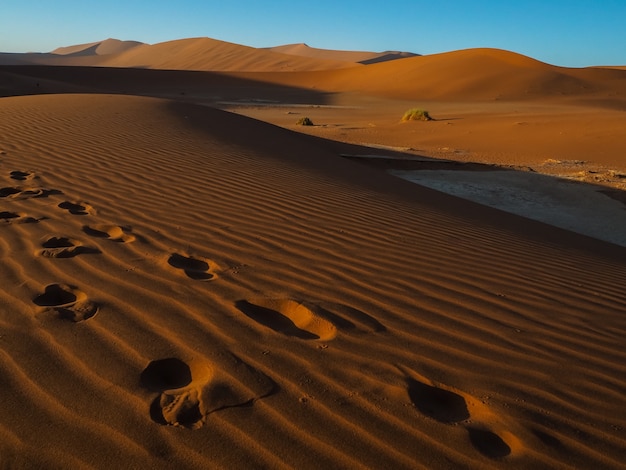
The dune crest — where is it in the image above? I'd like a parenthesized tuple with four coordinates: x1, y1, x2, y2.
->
(267, 42, 418, 64)
(51, 38, 145, 56)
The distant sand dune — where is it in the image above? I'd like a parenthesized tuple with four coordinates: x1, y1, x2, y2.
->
(4, 46, 626, 108)
(1, 37, 362, 72)
(50, 38, 145, 56)
(280, 47, 626, 103)
(267, 42, 417, 64)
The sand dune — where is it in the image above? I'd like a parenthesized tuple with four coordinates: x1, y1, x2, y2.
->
(51, 38, 145, 56)
(4, 43, 626, 106)
(100, 37, 361, 71)
(0, 37, 360, 72)
(267, 43, 417, 64)
(0, 92, 625, 468)
(1, 36, 626, 469)
(0, 38, 144, 68)
(272, 48, 626, 104)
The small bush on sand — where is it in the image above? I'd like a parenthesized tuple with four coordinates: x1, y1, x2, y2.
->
(296, 117, 314, 126)
(401, 108, 432, 121)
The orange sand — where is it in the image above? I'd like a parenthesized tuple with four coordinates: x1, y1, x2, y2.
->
(0, 38, 625, 469)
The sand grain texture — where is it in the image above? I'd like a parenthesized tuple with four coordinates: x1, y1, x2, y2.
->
(0, 55, 625, 469)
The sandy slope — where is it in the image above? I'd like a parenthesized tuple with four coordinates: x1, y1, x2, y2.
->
(50, 38, 145, 56)
(1, 93, 625, 469)
(257, 48, 626, 107)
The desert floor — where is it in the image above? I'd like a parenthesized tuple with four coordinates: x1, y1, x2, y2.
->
(222, 97, 626, 246)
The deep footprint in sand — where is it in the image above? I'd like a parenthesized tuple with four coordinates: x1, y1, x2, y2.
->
(58, 201, 95, 216)
(0, 187, 21, 198)
(37, 236, 100, 258)
(467, 426, 512, 458)
(140, 355, 274, 429)
(0, 186, 58, 199)
(405, 373, 515, 459)
(9, 170, 35, 181)
(167, 253, 216, 281)
(33, 283, 98, 322)
(83, 224, 136, 243)
(236, 298, 337, 341)
(407, 378, 470, 424)
(0, 211, 39, 224)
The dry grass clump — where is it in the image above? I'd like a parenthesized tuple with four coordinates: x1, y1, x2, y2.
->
(296, 117, 314, 126)
(402, 108, 432, 121)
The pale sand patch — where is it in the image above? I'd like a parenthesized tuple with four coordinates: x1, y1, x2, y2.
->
(390, 169, 626, 246)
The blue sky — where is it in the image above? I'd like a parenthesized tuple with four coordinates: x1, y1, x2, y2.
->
(2, 1, 625, 67)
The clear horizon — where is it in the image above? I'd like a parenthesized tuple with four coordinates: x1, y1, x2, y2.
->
(2, 1, 626, 67)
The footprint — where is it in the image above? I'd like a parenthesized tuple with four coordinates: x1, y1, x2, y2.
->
(58, 201, 95, 216)
(467, 426, 512, 458)
(0, 187, 21, 198)
(404, 371, 518, 459)
(235, 298, 337, 341)
(9, 170, 34, 181)
(0, 211, 39, 224)
(317, 302, 387, 333)
(33, 283, 98, 322)
(83, 224, 135, 243)
(0, 211, 21, 221)
(141, 358, 193, 391)
(167, 253, 215, 281)
(157, 389, 205, 428)
(140, 355, 274, 429)
(0, 186, 58, 199)
(37, 236, 100, 258)
(407, 378, 470, 424)
(0, 188, 21, 197)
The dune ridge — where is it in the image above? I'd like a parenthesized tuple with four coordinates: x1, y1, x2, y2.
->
(51, 38, 145, 56)
(272, 47, 626, 104)
(1, 93, 625, 468)
(1, 37, 362, 72)
(266, 43, 418, 64)
(3, 44, 626, 109)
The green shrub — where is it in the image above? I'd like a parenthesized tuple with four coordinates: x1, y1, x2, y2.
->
(296, 117, 314, 126)
(401, 108, 432, 121)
